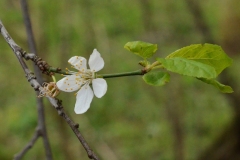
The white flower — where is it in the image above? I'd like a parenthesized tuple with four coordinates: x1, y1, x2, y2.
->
(56, 49, 107, 114)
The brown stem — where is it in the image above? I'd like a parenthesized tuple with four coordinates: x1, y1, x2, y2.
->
(0, 20, 99, 160)
(14, 128, 41, 160)
(19, 0, 53, 159)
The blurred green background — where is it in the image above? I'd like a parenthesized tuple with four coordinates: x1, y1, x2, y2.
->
(0, 0, 240, 160)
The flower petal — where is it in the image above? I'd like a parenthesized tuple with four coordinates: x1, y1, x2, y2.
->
(89, 49, 104, 72)
(92, 78, 107, 98)
(68, 56, 87, 71)
(56, 75, 81, 92)
(75, 85, 94, 114)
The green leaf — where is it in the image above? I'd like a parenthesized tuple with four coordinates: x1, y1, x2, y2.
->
(124, 41, 157, 59)
(166, 43, 232, 75)
(143, 71, 170, 86)
(157, 57, 217, 79)
(198, 78, 234, 93)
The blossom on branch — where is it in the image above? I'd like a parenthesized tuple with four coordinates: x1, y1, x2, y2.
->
(38, 82, 60, 98)
(56, 49, 107, 114)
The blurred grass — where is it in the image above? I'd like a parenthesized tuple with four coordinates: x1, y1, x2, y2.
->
(0, 0, 235, 160)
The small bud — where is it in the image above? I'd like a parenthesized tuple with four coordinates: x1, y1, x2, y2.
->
(139, 60, 148, 67)
(37, 61, 42, 65)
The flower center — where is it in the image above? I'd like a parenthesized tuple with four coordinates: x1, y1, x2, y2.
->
(74, 69, 95, 87)
(62, 68, 97, 92)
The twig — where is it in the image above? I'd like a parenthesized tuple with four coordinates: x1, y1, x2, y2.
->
(15, 0, 53, 159)
(0, 20, 99, 160)
(20, 0, 37, 55)
(54, 100, 99, 160)
(14, 128, 41, 160)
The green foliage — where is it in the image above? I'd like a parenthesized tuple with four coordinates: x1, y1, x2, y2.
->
(157, 57, 217, 79)
(166, 44, 233, 75)
(0, 1, 236, 160)
(124, 41, 233, 93)
(198, 78, 233, 93)
(143, 71, 170, 86)
(124, 41, 158, 59)
(140, 43, 233, 93)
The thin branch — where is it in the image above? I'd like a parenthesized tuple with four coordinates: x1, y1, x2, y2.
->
(0, 21, 99, 160)
(18, 0, 53, 159)
(20, 0, 37, 55)
(55, 102, 99, 160)
(14, 128, 41, 160)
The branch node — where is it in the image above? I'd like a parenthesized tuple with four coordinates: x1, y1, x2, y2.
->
(88, 151, 95, 159)
(34, 87, 39, 91)
(23, 53, 37, 60)
(13, 45, 23, 53)
(141, 68, 148, 75)
(32, 55, 39, 62)
(25, 72, 36, 81)
(57, 99, 62, 105)
(36, 127, 43, 136)
(55, 100, 63, 110)
(74, 123, 79, 128)
(55, 106, 61, 110)
(21, 50, 27, 58)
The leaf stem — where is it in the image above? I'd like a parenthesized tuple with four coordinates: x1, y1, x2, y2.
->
(151, 61, 161, 67)
(152, 65, 164, 70)
(49, 67, 146, 79)
(49, 67, 71, 75)
(145, 61, 161, 72)
(97, 70, 145, 78)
